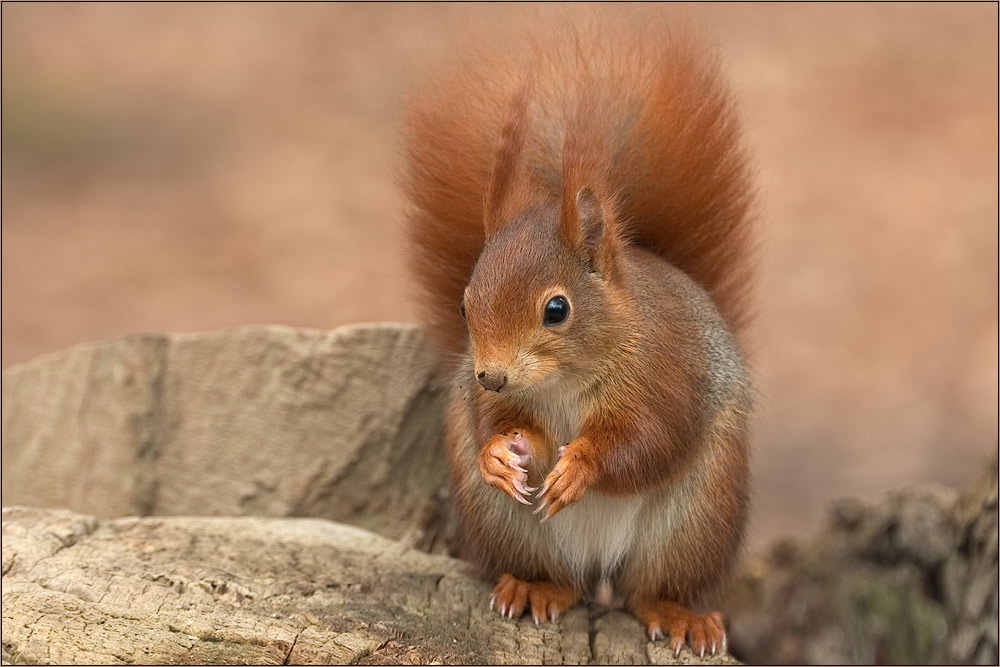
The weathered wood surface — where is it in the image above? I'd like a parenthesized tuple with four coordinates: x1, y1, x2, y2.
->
(1, 507, 738, 665)
(1, 324, 452, 551)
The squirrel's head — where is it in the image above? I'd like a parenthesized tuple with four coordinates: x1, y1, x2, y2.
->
(462, 187, 629, 394)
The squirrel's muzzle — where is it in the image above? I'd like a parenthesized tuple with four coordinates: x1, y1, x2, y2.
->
(476, 369, 508, 392)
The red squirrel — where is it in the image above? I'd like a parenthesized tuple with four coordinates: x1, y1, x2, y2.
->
(402, 19, 754, 657)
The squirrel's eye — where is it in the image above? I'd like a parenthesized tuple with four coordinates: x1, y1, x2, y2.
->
(460, 301, 466, 320)
(542, 296, 570, 326)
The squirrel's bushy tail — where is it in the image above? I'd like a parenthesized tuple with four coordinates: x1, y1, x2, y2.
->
(402, 19, 755, 357)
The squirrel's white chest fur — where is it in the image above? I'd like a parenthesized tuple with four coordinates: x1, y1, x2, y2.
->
(522, 385, 645, 583)
(544, 491, 644, 583)
(530, 387, 584, 455)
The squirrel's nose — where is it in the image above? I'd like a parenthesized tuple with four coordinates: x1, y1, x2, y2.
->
(476, 369, 508, 392)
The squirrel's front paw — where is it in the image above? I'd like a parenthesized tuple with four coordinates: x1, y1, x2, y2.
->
(535, 440, 598, 521)
(478, 431, 536, 505)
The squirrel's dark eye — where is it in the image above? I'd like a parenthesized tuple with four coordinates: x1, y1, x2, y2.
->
(542, 296, 570, 326)
(460, 301, 466, 320)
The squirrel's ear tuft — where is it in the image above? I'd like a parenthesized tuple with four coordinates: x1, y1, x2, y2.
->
(484, 80, 533, 236)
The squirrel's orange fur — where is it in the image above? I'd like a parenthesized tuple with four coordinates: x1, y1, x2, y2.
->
(402, 19, 754, 656)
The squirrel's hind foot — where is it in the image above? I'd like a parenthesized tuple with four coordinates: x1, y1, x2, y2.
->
(630, 599, 727, 658)
(489, 573, 578, 624)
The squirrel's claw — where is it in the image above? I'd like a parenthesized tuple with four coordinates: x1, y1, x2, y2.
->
(502, 479, 531, 505)
(513, 478, 537, 495)
(532, 497, 552, 521)
(490, 573, 578, 624)
(479, 432, 535, 506)
(534, 442, 597, 521)
(635, 601, 727, 659)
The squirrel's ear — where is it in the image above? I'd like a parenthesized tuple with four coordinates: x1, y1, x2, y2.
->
(576, 187, 605, 255)
(569, 186, 617, 275)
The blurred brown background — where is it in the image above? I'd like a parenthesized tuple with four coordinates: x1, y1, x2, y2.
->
(2, 3, 997, 548)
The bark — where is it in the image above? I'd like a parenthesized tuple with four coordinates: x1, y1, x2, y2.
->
(726, 457, 998, 665)
(1, 507, 737, 665)
(1, 324, 452, 552)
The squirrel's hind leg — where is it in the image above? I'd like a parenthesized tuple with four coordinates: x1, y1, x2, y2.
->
(629, 599, 726, 658)
(490, 573, 579, 624)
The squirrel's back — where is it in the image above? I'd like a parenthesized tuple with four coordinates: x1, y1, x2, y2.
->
(402, 19, 754, 356)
